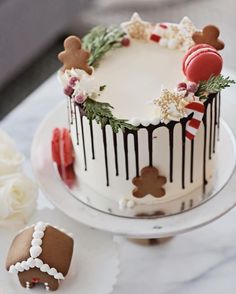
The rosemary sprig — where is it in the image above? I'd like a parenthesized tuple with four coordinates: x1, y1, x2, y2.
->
(83, 98, 137, 133)
(196, 74, 235, 99)
(82, 26, 125, 67)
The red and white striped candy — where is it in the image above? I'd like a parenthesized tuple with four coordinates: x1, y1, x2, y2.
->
(150, 23, 168, 42)
(185, 101, 205, 140)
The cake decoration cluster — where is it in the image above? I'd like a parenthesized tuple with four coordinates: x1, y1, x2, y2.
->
(121, 13, 197, 51)
(150, 16, 196, 51)
(59, 68, 101, 104)
(58, 14, 235, 137)
(154, 88, 189, 123)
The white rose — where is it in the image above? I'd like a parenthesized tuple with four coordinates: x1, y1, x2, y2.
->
(0, 173, 38, 226)
(0, 129, 15, 147)
(0, 129, 24, 176)
(0, 144, 24, 176)
(79, 74, 99, 96)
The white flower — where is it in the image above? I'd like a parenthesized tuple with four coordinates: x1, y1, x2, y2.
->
(0, 173, 38, 226)
(0, 129, 24, 176)
(78, 74, 99, 95)
(58, 67, 101, 101)
(72, 73, 100, 101)
(0, 129, 15, 147)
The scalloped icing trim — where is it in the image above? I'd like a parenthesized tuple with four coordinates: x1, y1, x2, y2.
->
(8, 222, 73, 280)
(128, 117, 161, 127)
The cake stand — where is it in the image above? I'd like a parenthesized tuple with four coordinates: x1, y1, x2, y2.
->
(31, 100, 236, 239)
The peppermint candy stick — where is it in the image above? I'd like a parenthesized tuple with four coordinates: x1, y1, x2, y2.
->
(185, 101, 205, 140)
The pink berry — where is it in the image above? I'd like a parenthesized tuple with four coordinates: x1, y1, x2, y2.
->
(187, 82, 198, 93)
(74, 94, 86, 104)
(69, 77, 79, 87)
(64, 86, 73, 96)
(121, 37, 130, 47)
(177, 82, 187, 92)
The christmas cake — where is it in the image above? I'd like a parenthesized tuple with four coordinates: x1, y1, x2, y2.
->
(57, 13, 235, 217)
(6, 222, 74, 291)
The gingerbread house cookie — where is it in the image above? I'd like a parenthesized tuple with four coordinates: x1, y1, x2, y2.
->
(6, 222, 74, 291)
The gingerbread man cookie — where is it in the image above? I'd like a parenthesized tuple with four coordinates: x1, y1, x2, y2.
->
(192, 25, 224, 51)
(132, 166, 166, 198)
(58, 35, 92, 74)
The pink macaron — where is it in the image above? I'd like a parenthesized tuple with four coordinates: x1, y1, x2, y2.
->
(52, 128, 74, 167)
(51, 128, 75, 186)
(183, 44, 223, 83)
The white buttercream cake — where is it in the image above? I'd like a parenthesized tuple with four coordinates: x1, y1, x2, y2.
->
(57, 13, 234, 217)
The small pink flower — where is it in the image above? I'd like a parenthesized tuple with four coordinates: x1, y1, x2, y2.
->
(74, 93, 87, 104)
(187, 82, 198, 93)
(69, 77, 79, 87)
(64, 85, 74, 96)
(177, 82, 187, 92)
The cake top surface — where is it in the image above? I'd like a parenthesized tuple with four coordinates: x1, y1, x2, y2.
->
(58, 13, 234, 134)
(94, 40, 185, 120)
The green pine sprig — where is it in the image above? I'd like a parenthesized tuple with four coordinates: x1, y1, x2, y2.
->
(196, 74, 235, 99)
(82, 26, 135, 132)
(82, 26, 125, 67)
(83, 98, 137, 133)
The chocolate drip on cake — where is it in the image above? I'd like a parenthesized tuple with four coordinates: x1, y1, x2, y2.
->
(112, 133, 119, 176)
(190, 139, 194, 183)
(213, 93, 218, 153)
(73, 102, 79, 145)
(89, 120, 95, 159)
(79, 110, 87, 171)
(147, 128, 154, 166)
(168, 123, 175, 183)
(123, 132, 129, 180)
(202, 108, 208, 193)
(217, 92, 221, 140)
(209, 101, 213, 159)
(67, 97, 71, 133)
(181, 120, 187, 189)
(70, 96, 73, 125)
(102, 126, 109, 186)
(203, 95, 216, 192)
(133, 130, 140, 177)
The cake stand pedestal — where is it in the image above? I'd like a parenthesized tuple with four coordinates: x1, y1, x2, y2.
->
(31, 101, 236, 240)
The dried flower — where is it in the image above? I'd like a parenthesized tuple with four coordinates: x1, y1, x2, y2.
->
(154, 88, 188, 122)
(64, 85, 73, 96)
(74, 93, 87, 104)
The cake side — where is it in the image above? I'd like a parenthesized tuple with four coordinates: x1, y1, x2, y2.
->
(69, 93, 218, 216)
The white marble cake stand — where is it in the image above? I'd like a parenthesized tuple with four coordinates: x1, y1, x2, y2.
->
(31, 100, 236, 239)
